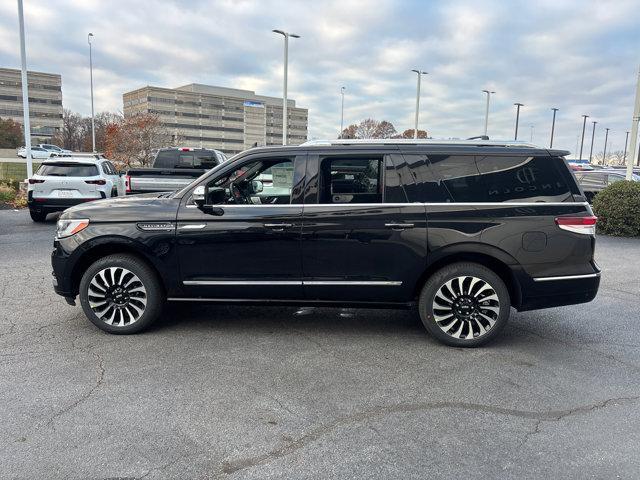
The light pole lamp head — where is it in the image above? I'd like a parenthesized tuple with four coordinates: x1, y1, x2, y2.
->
(273, 29, 300, 38)
(552, 107, 559, 111)
(88, 32, 93, 44)
(412, 69, 428, 75)
(514, 102, 524, 107)
(341, 86, 346, 94)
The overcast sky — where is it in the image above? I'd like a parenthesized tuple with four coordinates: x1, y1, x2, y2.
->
(0, 0, 638, 157)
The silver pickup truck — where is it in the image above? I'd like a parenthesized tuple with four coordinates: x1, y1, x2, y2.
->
(125, 147, 227, 195)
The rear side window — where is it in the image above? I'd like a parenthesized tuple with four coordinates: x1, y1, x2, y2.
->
(320, 157, 382, 204)
(428, 155, 575, 202)
(399, 154, 452, 202)
(37, 163, 99, 177)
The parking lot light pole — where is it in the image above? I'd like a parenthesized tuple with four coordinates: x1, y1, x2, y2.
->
(273, 29, 300, 146)
(579, 115, 589, 161)
(412, 70, 428, 139)
(589, 121, 597, 163)
(17, 0, 32, 178)
(482, 89, 495, 137)
(626, 66, 640, 179)
(623, 131, 629, 163)
(550, 108, 559, 148)
(88, 33, 96, 153)
(514, 103, 523, 140)
(603, 128, 610, 164)
(339, 86, 345, 138)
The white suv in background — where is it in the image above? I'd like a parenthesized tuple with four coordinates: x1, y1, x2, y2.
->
(37, 144, 73, 155)
(27, 157, 125, 222)
(17, 146, 54, 159)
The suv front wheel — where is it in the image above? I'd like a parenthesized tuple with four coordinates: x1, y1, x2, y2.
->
(79, 254, 164, 334)
(418, 262, 511, 347)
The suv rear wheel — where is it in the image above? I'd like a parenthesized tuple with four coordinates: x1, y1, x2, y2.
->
(418, 262, 510, 347)
(79, 254, 164, 334)
(29, 209, 47, 222)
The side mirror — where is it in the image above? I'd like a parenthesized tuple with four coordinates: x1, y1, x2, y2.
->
(251, 180, 264, 194)
(192, 185, 206, 206)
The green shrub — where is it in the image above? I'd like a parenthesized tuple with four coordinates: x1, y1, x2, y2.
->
(592, 180, 640, 237)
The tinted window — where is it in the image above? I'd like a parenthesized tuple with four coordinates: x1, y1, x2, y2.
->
(398, 154, 452, 202)
(320, 157, 382, 204)
(37, 163, 99, 177)
(101, 162, 114, 175)
(194, 151, 218, 169)
(428, 155, 574, 202)
(154, 150, 218, 169)
(384, 157, 408, 203)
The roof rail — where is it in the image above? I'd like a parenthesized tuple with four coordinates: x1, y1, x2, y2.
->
(300, 139, 541, 148)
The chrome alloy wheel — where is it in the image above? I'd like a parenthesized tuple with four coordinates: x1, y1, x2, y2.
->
(431, 276, 500, 340)
(87, 267, 147, 326)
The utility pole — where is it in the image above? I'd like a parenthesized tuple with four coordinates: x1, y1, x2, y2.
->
(579, 114, 589, 161)
(514, 103, 523, 140)
(339, 86, 345, 138)
(482, 90, 495, 137)
(17, 0, 32, 178)
(627, 65, 640, 179)
(550, 108, 559, 148)
(589, 121, 597, 163)
(272, 29, 300, 146)
(412, 70, 427, 139)
(623, 131, 629, 164)
(88, 33, 96, 153)
(603, 128, 610, 164)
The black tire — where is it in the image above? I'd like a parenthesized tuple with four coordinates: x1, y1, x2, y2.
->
(29, 209, 47, 222)
(418, 262, 511, 347)
(79, 254, 164, 334)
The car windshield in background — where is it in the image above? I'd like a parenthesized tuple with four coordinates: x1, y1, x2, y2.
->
(37, 163, 99, 177)
(154, 150, 219, 169)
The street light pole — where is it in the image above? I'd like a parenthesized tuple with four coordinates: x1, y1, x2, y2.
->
(88, 33, 96, 153)
(626, 66, 640, 179)
(339, 86, 345, 138)
(514, 103, 523, 140)
(411, 70, 427, 139)
(482, 89, 495, 137)
(273, 29, 300, 146)
(550, 108, 559, 148)
(589, 121, 597, 163)
(17, 0, 32, 178)
(603, 127, 610, 164)
(579, 114, 589, 161)
(623, 131, 629, 164)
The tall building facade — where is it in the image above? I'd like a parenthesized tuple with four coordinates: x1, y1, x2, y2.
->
(123, 83, 308, 154)
(0, 68, 63, 142)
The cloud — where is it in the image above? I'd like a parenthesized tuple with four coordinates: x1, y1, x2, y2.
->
(0, 0, 637, 157)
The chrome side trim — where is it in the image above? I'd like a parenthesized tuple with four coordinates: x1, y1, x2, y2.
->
(180, 202, 588, 209)
(304, 280, 402, 286)
(182, 280, 403, 286)
(532, 273, 600, 282)
(183, 280, 302, 286)
(179, 224, 206, 230)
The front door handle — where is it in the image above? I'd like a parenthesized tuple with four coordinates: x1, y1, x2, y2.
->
(385, 223, 415, 230)
(264, 223, 293, 232)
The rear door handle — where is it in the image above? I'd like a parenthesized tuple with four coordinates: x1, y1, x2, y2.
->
(264, 223, 293, 232)
(385, 223, 415, 230)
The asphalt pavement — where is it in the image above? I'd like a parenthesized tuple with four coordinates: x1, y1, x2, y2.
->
(1, 209, 639, 479)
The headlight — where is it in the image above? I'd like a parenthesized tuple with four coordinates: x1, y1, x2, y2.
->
(56, 218, 90, 239)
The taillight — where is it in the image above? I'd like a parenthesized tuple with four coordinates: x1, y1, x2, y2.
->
(28, 178, 45, 184)
(555, 215, 597, 235)
(125, 175, 131, 193)
(85, 179, 106, 185)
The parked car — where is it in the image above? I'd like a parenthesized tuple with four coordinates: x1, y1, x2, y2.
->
(28, 157, 125, 222)
(574, 169, 640, 202)
(51, 139, 600, 347)
(37, 144, 72, 155)
(17, 146, 54, 159)
(125, 147, 227, 195)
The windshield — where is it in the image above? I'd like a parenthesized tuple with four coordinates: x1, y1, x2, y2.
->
(37, 163, 99, 177)
(171, 151, 242, 198)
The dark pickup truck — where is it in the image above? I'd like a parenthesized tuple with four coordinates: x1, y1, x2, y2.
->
(125, 147, 227, 195)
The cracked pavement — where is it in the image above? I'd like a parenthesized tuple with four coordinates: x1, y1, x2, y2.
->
(1, 209, 639, 479)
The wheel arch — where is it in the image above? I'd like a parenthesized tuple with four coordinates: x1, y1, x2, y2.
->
(414, 244, 523, 308)
(70, 238, 166, 297)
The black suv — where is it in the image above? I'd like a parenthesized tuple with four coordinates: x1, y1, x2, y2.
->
(51, 140, 600, 347)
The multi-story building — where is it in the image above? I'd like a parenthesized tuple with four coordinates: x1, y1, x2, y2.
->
(0, 67, 63, 142)
(123, 83, 308, 155)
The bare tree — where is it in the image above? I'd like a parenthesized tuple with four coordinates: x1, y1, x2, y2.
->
(339, 119, 398, 139)
(105, 113, 171, 168)
(394, 128, 428, 139)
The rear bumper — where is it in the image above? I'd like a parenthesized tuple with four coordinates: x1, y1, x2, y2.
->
(517, 271, 601, 311)
(28, 193, 104, 212)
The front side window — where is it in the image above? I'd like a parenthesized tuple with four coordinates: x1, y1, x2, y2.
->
(319, 157, 382, 204)
(204, 158, 293, 205)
